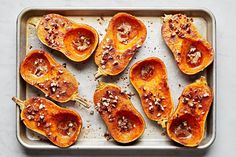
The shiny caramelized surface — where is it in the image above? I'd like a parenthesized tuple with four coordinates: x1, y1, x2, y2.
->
(37, 14, 98, 62)
(95, 12, 147, 76)
(161, 14, 214, 75)
(130, 57, 174, 127)
(20, 50, 78, 102)
(93, 83, 145, 143)
(22, 97, 82, 147)
(167, 77, 213, 147)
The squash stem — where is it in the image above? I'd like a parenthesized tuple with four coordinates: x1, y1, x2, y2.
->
(94, 68, 106, 80)
(158, 119, 167, 128)
(28, 17, 39, 27)
(73, 94, 90, 109)
(197, 76, 207, 85)
(12, 97, 25, 110)
(96, 81, 106, 90)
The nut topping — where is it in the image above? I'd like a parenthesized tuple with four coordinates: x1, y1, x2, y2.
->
(143, 91, 165, 114)
(117, 116, 133, 132)
(50, 81, 59, 93)
(73, 34, 91, 51)
(117, 22, 131, 44)
(174, 121, 192, 139)
(39, 103, 45, 110)
(141, 65, 154, 79)
(27, 115, 34, 120)
(166, 14, 193, 38)
(33, 58, 48, 77)
(100, 39, 115, 67)
(187, 46, 202, 65)
(95, 90, 118, 114)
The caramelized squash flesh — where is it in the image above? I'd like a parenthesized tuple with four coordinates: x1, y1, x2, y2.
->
(168, 114, 201, 145)
(12, 97, 82, 148)
(167, 77, 213, 147)
(94, 12, 147, 78)
(161, 14, 214, 75)
(130, 57, 174, 128)
(180, 38, 213, 69)
(21, 52, 53, 80)
(37, 14, 99, 62)
(93, 82, 145, 143)
(20, 50, 89, 107)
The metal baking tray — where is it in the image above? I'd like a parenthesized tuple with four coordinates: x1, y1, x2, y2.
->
(16, 7, 216, 150)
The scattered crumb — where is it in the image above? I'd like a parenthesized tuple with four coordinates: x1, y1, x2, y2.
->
(90, 110, 94, 115)
(62, 63, 67, 68)
(87, 124, 91, 128)
(104, 131, 112, 141)
(161, 129, 166, 136)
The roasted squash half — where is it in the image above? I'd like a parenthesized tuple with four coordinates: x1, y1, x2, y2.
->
(94, 12, 147, 78)
(93, 82, 145, 143)
(130, 57, 174, 128)
(37, 14, 99, 62)
(20, 50, 89, 108)
(12, 97, 82, 147)
(167, 77, 213, 147)
(161, 14, 214, 75)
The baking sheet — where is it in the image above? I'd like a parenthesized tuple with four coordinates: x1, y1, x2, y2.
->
(16, 7, 216, 150)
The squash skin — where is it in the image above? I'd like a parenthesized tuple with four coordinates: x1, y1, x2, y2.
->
(93, 82, 145, 143)
(94, 12, 147, 77)
(20, 50, 78, 103)
(12, 97, 82, 148)
(37, 14, 99, 62)
(130, 57, 174, 128)
(166, 77, 213, 147)
(161, 14, 214, 75)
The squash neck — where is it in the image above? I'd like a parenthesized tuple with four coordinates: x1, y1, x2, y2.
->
(12, 97, 25, 110)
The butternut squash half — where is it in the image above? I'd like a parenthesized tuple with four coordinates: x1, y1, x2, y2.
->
(37, 14, 99, 62)
(12, 97, 82, 147)
(95, 12, 147, 78)
(20, 50, 89, 108)
(93, 82, 145, 143)
(167, 77, 213, 147)
(161, 14, 214, 75)
(130, 57, 174, 128)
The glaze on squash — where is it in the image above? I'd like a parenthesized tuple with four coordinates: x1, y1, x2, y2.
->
(161, 14, 214, 75)
(37, 14, 99, 62)
(130, 57, 174, 128)
(93, 82, 145, 143)
(12, 97, 82, 147)
(167, 77, 213, 147)
(94, 12, 147, 78)
(20, 50, 89, 107)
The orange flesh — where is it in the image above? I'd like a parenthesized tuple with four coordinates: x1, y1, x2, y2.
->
(94, 12, 147, 76)
(93, 82, 145, 143)
(167, 77, 213, 147)
(37, 14, 99, 62)
(14, 97, 82, 147)
(20, 50, 78, 103)
(130, 57, 174, 128)
(161, 14, 214, 75)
